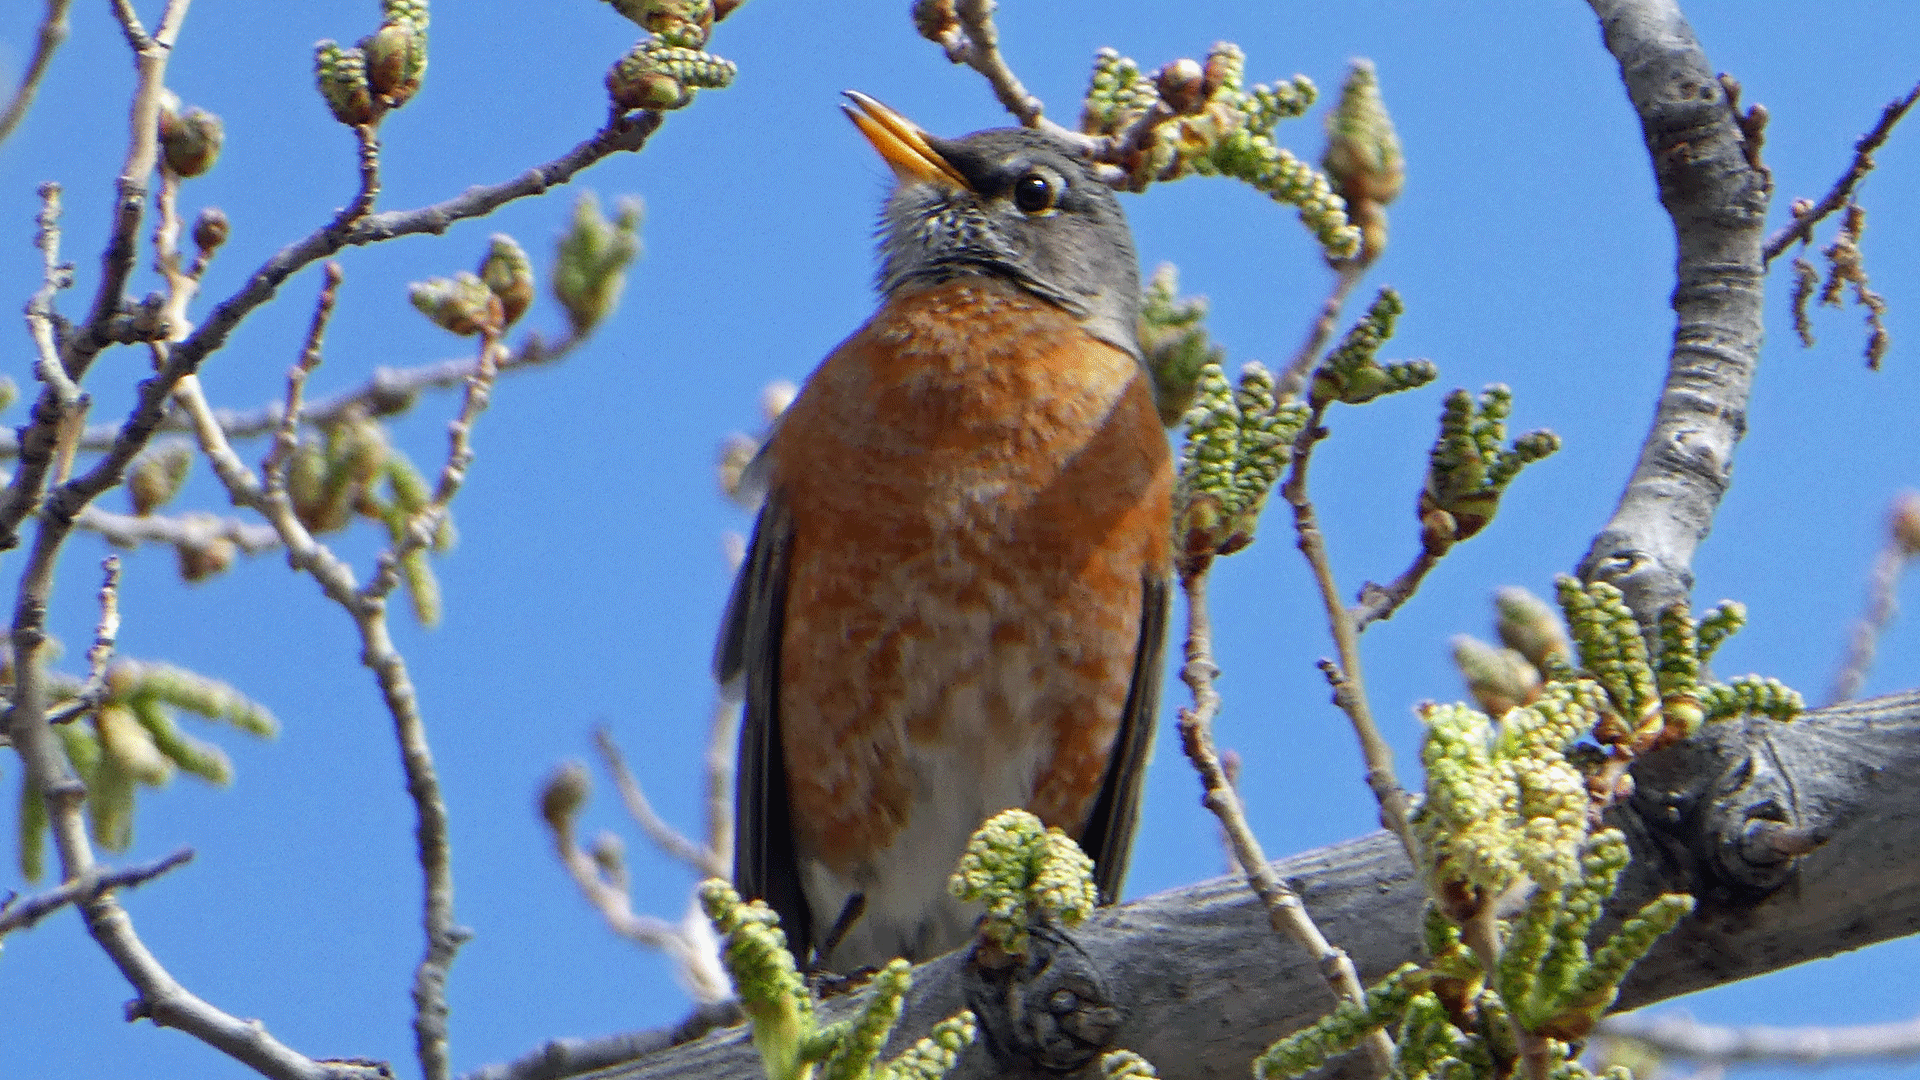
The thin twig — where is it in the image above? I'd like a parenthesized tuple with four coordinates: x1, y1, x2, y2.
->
(1175, 567, 1396, 1075)
(1762, 82, 1920, 265)
(183, 265, 474, 1079)
(45, 557, 123, 727)
(334, 124, 384, 228)
(703, 699, 739, 880)
(546, 807, 730, 1002)
(0, 111, 663, 557)
(67, 0, 192, 382)
(1828, 492, 1919, 704)
(0, 847, 192, 937)
(1277, 262, 1366, 403)
(913, 0, 1051, 130)
(1279, 410, 1418, 853)
(4, 11, 378, 1077)
(0, 0, 72, 146)
(1600, 1010, 1920, 1067)
(169, 110, 663, 408)
(1351, 549, 1444, 632)
(362, 325, 502, 606)
(0, 332, 579, 459)
(0, 183, 83, 547)
(74, 504, 284, 556)
(594, 727, 726, 880)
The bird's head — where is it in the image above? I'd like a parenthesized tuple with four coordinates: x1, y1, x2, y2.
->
(844, 91, 1143, 363)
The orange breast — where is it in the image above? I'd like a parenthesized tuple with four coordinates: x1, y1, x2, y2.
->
(768, 277, 1173, 873)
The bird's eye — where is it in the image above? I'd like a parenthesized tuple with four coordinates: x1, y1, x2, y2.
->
(1013, 172, 1057, 215)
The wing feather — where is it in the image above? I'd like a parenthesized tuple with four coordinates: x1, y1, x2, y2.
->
(1077, 571, 1171, 905)
(716, 494, 811, 953)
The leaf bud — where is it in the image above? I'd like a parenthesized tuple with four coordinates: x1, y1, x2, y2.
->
(159, 107, 224, 178)
(477, 234, 535, 327)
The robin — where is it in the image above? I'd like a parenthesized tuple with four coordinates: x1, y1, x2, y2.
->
(716, 92, 1172, 972)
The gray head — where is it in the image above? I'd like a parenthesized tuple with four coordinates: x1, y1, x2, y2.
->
(843, 91, 1142, 363)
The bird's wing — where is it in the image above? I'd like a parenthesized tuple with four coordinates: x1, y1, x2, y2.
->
(1077, 571, 1171, 906)
(715, 493, 811, 952)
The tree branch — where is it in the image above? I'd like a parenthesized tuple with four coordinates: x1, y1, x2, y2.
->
(1599, 1009, 1920, 1067)
(0, 0, 72, 146)
(1280, 410, 1418, 850)
(0, 331, 583, 460)
(1761, 82, 1920, 265)
(0, 847, 192, 937)
(1175, 566, 1395, 1073)
(603, 691, 1920, 1080)
(1575, 0, 1772, 624)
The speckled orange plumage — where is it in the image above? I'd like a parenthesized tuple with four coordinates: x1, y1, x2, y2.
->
(761, 276, 1171, 962)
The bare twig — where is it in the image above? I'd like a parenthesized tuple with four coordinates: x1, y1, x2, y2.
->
(594, 725, 728, 880)
(1351, 549, 1444, 632)
(1277, 263, 1367, 403)
(1762, 82, 1920, 265)
(1174, 566, 1395, 1074)
(363, 325, 503, 605)
(546, 800, 730, 1002)
(74, 503, 283, 555)
(69, 0, 191, 382)
(334, 124, 384, 228)
(181, 264, 479, 1080)
(45, 557, 123, 727)
(912, 0, 1053, 131)
(702, 701, 739, 878)
(1828, 492, 1919, 704)
(0, 332, 580, 459)
(170, 110, 663, 410)
(0, 847, 192, 937)
(1600, 1010, 1920, 1067)
(0, 0, 72, 145)
(1280, 410, 1418, 850)
(0, 183, 84, 547)
(4, 17, 383, 1079)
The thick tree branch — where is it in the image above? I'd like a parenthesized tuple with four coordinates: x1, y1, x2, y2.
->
(1575, 0, 1772, 624)
(605, 691, 1920, 1080)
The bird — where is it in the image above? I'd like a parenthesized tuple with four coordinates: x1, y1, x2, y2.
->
(716, 91, 1172, 972)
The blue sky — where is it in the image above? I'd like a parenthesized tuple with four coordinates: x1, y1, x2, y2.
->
(2, 2, 1916, 1079)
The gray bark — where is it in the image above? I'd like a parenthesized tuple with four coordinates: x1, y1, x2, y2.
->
(592, 691, 1920, 1080)
(1575, 0, 1773, 622)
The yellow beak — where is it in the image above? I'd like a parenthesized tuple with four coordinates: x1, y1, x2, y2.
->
(842, 91, 972, 190)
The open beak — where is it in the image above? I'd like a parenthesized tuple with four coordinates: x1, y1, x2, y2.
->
(842, 91, 972, 190)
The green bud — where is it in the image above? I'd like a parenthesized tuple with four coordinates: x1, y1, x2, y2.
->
(128, 441, 193, 515)
(175, 530, 238, 583)
(97, 703, 175, 786)
(409, 271, 505, 337)
(315, 41, 376, 126)
(382, 0, 429, 30)
(553, 192, 643, 335)
(478, 234, 536, 326)
(192, 207, 231, 255)
(1322, 59, 1403, 264)
(539, 760, 591, 835)
(158, 106, 224, 179)
(362, 19, 428, 107)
